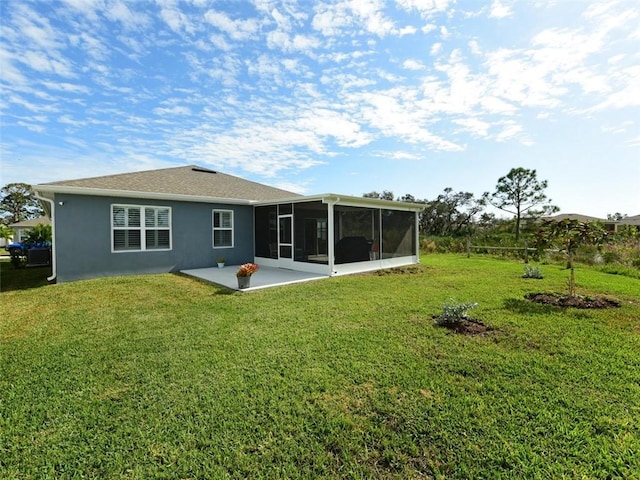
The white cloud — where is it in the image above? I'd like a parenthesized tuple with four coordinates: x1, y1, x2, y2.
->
(209, 34, 232, 51)
(17, 121, 46, 133)
(158, 1, 196, 35)
(20, 50, 75, 77)
(204, 10, 259, 40)
(153, 106, 192, 116)
(389, 151, 421, 160)
(41, 81, 90, 94)
(0, 48, 27, 84)
(453, 117, 491, 138)
(402, 59, 425, 70)
(296, 108, 372, 147)
(396, 0, 453, 18)
(494, 121, 524, 142)
(398, 25, 418, 36)
(421, 23, 437, 34)
(313, 0, 415, 37)
(589, 66, 640, 110)
(105, 1, 150, 30)
(12, 4, 65, 51)
(62, 0, 103, 22)
(312, 3, 354, 36)
(357, 89, 464, 151)
(489, 1, 513, 19)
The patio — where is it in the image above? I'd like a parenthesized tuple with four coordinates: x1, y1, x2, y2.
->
(181, 265, 329, 292)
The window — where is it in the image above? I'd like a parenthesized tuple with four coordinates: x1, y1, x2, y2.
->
(112, 205, 171, 252)
(213, 210, 233, 248)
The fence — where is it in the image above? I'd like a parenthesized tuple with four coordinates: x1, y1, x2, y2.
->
(466, 238, 537, 263)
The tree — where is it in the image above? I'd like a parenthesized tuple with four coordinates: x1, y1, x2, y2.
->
(25, 223, 52, 244)
(0, 183, 45, 224)
(483, 168, 558, 241)
(363, 190, 395, 201)
(535, 219, 607, 296)
(0, 224, 13, 243)
(607, 213, 627, 221)
(421, 188, 485, 236)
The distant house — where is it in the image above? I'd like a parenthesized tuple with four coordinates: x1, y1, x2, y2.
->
(542, 213, 640, 233)
(8, 216, 51, 243)
(618, 214, 640, 231)
(34, 165, 422, 283)
(542, 213, 618, 232)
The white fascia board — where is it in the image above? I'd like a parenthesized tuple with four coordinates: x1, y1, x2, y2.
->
(254, 193, 424, 211)
(33, 185, 253, 205)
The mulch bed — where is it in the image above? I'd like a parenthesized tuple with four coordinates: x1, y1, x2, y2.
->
(433, 316, 491, 335)
(524, 293, 620, 309)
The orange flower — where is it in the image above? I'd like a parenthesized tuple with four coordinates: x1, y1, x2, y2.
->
(236, 263, 259, 277)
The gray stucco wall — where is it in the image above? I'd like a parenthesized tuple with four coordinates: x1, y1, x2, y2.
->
(52, 193, 254, 282)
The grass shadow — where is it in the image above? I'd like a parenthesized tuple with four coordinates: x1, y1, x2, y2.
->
(503, 297, 596, 320)
(503, 297, 560, 315)
(0, 259, 52, 292)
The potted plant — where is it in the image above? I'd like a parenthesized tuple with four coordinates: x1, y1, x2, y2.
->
(216, 257, 226, 268)
(236, 263, 259, 289)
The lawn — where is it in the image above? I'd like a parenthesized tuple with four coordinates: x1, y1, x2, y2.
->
(1, 255, 639, 479)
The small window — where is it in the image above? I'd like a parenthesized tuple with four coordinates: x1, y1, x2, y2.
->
(213, 210, 233, 248)
(112, 205, 171, 252)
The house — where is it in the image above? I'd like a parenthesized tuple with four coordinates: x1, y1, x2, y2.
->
(542, 213, 618, 232)
(618, 214, 640, 231)
(542, 213, 640, 233)
(34, 165, 422, 283)
(8, 216, 51, 243)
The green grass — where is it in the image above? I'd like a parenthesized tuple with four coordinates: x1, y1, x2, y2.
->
(1, 255, 639, 479)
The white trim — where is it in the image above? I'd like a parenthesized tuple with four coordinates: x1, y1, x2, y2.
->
(277, 213, 294, 269)
(326, 197, 337, 274)
(332, 256, 418, 276)
(33, 186, 424, 211)
(111, 204, 172, 253)
(35, 185, 253, 205)
(254, 193, 424, 211)
(212, 209, 234, 249)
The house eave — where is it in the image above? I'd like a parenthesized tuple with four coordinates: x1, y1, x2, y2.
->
(33, 185, 255, 205)
(254, 193, 424, 211)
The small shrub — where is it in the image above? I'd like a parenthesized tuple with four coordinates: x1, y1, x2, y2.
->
(436, 298, 478, 326)
(522, 265, 543, 279)
(420, 238, 437, 253)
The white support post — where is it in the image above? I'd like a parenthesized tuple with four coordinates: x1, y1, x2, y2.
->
(327, 198, 337, 275)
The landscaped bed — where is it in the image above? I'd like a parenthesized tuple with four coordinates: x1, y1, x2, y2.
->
(1, 255, 639, 479)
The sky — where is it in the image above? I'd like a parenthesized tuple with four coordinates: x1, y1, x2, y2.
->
(1, 0, 639, 219)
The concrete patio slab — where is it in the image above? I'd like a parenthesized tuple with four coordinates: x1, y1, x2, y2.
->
(181, 265, 329, 292)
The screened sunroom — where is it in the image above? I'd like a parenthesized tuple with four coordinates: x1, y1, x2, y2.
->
(254, 194, 422, 276)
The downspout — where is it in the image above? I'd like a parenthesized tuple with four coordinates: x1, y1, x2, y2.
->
(35, 192, 56, 283)
(326, 196, 340, 275)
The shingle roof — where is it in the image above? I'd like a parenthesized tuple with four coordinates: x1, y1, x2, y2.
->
(619, 214, 640, 226)
(39, 165, 301, 202)
(9, 216, 51, 228)
(543, 213, 610, 223)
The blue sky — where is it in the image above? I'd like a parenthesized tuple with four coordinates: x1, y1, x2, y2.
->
(1, 0, 639, 218)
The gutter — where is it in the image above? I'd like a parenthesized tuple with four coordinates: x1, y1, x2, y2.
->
(34, 191, 56, 283)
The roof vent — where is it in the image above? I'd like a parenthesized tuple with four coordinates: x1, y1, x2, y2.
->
(192, 167, 217, 174)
